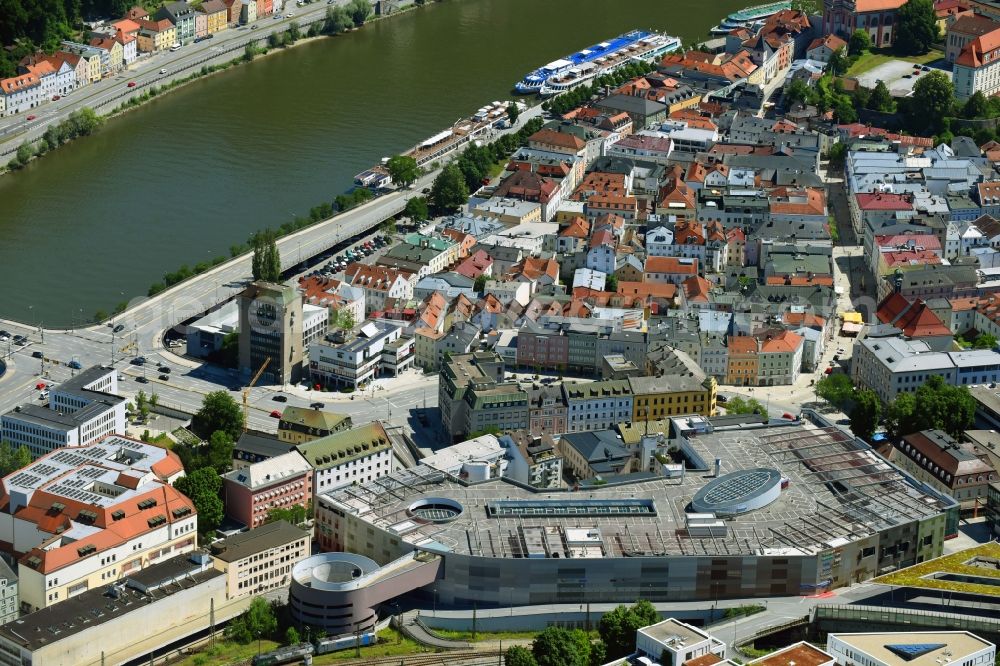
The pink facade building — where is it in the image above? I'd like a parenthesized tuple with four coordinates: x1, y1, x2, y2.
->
(222, 450, 313, 529)
(516, 322, 569, 370)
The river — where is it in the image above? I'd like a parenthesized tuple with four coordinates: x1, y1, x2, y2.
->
(0, 0, 749, 327)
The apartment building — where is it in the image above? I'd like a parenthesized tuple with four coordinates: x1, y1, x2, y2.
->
(210, 520, 310, 598)
(852, 335, 1000, 402)
(501, 432, 564, 489)
(295, 421, 394, 494)
(563, 380, 633, 433)
(440, 352, 528, 442)
(308, 321, 406, 389)
(276, 407, 351, 444)
(0, 436, 191, 612)
(222, 450, 313, 529)
(891, 430, 996, 511)
(953, 25, 1000, 100)
(345, 264, 414, 314)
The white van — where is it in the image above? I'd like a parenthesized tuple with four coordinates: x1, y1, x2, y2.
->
(169, 43, 181, 52)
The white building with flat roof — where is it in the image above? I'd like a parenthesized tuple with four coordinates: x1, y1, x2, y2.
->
(419, 435, 507, 480)
(636, 618, 727, 664)
(827, 632, 995, 666)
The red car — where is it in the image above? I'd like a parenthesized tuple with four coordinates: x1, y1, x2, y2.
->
(26, 115, 36, 120)
(127, 81, 137, 88)
(51, 95, 60, 101)
(269, 410, 282, 418)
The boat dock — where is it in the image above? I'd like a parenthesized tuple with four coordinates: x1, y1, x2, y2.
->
(354, 101, 520, 188)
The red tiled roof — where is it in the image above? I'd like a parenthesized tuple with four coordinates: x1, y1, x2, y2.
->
(528, 128, 586, 151)
(856, 0, 906, 10)
(877, 294, 952, 338)
(856, 192, 913, 211)
(760, 330, 803, 353)
(644, 256, 699, 275)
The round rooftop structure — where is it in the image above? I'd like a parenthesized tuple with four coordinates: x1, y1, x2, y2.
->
(690, 468, 782, 516)
(408, 497, 464, 523)
(291, 553, 380, 591)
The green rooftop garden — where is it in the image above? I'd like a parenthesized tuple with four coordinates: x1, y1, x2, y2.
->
(873, 542, 1000, 597)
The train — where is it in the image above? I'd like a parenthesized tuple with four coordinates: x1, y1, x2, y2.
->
(251, 632, 377, 666)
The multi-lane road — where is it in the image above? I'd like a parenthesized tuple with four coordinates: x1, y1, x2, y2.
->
(0, 1, 352, 156)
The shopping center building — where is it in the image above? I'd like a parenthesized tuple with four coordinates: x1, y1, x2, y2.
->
(311, 420, 956, 613)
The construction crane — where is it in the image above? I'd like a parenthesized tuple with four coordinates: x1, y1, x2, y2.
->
(243, 358, 271, 432)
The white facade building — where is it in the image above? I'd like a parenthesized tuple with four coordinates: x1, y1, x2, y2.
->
(563, 380, 633, 433)
(636, 618, 727, 664)
(302, 303, 329, 349)
(1, 367, 126, 458)
(0, 72, 42, 117)
(827, 632, 995, 666)
(308, 321, 404, 389)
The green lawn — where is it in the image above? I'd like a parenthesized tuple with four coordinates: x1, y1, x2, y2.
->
(873, 542, 1000, 597)
(432, 628, 540, 642)
(176, 629, 436, 666)
(313, 627, 438, 663)
(173, 639, 281, 666)
(845, 48, 944, 77)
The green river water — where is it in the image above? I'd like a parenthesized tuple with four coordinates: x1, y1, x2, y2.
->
(0, 0, 749, 326)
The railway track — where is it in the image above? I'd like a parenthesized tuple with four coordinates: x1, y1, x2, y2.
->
(330, 649, 503, 666)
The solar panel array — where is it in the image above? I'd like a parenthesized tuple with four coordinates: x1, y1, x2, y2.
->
(48, 483, 102, 505)
(7, 472, 40, 488)
(486, 499, 656, 519)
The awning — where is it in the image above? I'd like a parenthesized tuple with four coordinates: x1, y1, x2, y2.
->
(841, 322, 863, 334)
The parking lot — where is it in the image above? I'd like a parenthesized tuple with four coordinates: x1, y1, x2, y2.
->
(854, 58, 950, 96)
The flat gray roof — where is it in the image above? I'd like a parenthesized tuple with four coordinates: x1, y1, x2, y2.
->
(210, 520, 309, 563)
(320, 423, 951, 559)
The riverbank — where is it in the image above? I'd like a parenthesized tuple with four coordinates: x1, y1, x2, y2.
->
(0, 1, 425, 174)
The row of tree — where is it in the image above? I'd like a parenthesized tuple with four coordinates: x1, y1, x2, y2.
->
(8, 108, 103, 170)
(428, 116, 545, 213)
(505, 600, 661, 666)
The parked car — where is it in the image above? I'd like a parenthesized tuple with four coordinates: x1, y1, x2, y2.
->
(52, 95, 60, 101)
(158, 366, 170, 373)
(26, 115, 36, 121)
(130, 357, 144, 366)
(158, 374, 169, 381)
(31, 350, 44, 359)
(68, 360, 82, 369)
(127, 81, 136, 88)
(310, 402, 325, 409)
(13, 335, 26, 345)
(272, 395, 288, 402)
(716, 394, 728, 403)
(135, 376, 149, 383)
(159, 68, 167, 74)
(270, 410, 282, 418)
(113, 324, 125, 333)
(782, 412, 796, 420)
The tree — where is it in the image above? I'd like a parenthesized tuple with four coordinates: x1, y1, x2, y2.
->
(268, 31, 283, 48)
(975, 333, 998, 349)
(287, 21, 301, 43)
(783, 78, 810, 107)
(386, 155, 420, 188)
(849, 29, 871, 56)
(724, 396, 768, 418)
(174, 467, 224, 535)
(598, 600, 659, 660)
(831, 94, 857, 123)
(14, 141, 34, 168)
(249, 228, 282, 282)
(963, 91, 990, 119)
(285, 626, 301, 645)
(474, 274, 488, 292)
(136, 389, 150, 422)
(506, 646, 539, 666)
(323, 6, 353, 34)
(404, 196, 429, 221)
(826, 142, 848, 166)
(816, 373, 854, 408)
(243, 43, 256, 62)
(430, 163, 470, 213)
(0, 441, 32, 477)
(894, 0, 939, 56)
(267, 504, 308, 524)
(828, 48, 849, 76)
(347, 0, 372, 26)
(849, 389, 881, 441)
(868, 79, 894, 112)
(191, 391, 243, 442)
(908, 71, 954, 134)
(532, 626, 590, 666)
(604, 274, 618, 292)
(507, 102, 520, 125)
(335, 308, 356, 331)
(885, 375, 975, 439)
(225, 597, 278, 644)
(207, 430, 234, 474)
